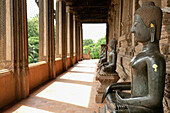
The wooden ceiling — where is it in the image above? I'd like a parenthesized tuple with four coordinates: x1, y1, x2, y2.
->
(66, 0, 110, 23)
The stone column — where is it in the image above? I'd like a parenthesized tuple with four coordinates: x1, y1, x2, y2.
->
(66, 7, 70, 59)
(67, 6, 74, 66)
(56, 0, 59, 57)
(0, 0, 12, 69)
(6, 0, 12, 62)
(106, 23, 109, 45)
(56, 0, 67, 70)
(77, 21, 80, 61)
(39, 0, 55, 79)
(0, 0, 6, 69)
(13, 0, 29, 99)
(80, 23, 83, 60)
(39, 0, 48, 61)
(47, 0, 55, 79)
(73, 14, 77, 63)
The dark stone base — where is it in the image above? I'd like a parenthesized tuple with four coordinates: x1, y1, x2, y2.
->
(95, 70, 120, 103)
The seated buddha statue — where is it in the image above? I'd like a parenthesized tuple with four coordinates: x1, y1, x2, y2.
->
(100, 45, 107, 64)
(98, 45, 106, 63)
(101, 39, 117, 73)
(101, 2, 166, 113)
(97, 45, 107, 72)
(99, 46, 104, 59)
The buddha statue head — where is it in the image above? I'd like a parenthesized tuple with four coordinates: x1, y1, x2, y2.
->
(131, 1, 162, 43)
(101, 44, 106, 51)
(110, 38, 117, 51)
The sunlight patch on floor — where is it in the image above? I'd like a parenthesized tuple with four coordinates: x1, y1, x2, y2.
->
(70, 67, 95, 73)
(76, 63, 96, 68)
(60, 72, 94, 82)
(36, 81, 92, 108)
(12, 105, 54, 113)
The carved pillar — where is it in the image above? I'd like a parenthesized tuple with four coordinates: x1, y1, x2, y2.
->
(80, 23, 83, 60)
(66, 6, 70, 59)
(81, 23, 83, 60)
(70, 14, 74, 65)
(13, 0, 29, 99)
(6, 0, 12, 63)
(67, 7, 73, 66)
(0, 0, 13, 70)
(76, 20, 80, 61)
(56, 0, 59, 57)
(39, 0, 48, 61)
(73, 14, 77, 63)
(106, 23, 109, 45)
(39, 0, 55, 79)
(0, 0, 6, 69)
(56, 0, 67, 70)
(75, 17, 78, 61)
(63, 0, 67, 70)
(47, 0, 55, 79)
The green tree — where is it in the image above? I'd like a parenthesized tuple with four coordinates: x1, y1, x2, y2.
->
(83, 36, 106, 59)
(28, 14, 39, 63)
(83, 45, 91, 54)
(83, 39, 94, 54)
(28, 14, 39, 38)
(96, 36, 106, 46)
(93, 36, 106, 58)
(83, 39, 94, 46)
(28, 37, 39, 63)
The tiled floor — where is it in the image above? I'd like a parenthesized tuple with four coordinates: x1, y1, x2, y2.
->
(3, 60, 100, 113)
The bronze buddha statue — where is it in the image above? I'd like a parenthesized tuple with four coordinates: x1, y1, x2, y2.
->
(101, 2, 166, 113)
(102, 39, 117, 73)
(99, 46, 105, 60)
(97, 45, 107, 72)
(100, 45, 107, 64)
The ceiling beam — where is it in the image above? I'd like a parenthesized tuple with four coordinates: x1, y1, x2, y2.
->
(80, 19, 107, 23)
(70, 5, 108, 9)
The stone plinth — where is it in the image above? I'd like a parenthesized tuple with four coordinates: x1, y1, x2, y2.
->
(95, 70, 119, 103)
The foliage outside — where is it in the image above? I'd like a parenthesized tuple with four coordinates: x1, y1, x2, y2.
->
(83, 37, 106, 59)
(28, 14, 39, 63)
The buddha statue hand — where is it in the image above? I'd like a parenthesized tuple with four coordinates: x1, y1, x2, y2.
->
(115, 91, 127, 104)
(115, 103, 128, 110)
(102, 83, 131, 103)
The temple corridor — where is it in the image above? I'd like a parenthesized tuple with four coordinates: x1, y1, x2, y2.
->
(0, 0, 169, 112)
(2, 60, 100, 113)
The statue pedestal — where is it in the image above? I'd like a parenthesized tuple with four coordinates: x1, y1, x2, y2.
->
(95, 70, 119, 103)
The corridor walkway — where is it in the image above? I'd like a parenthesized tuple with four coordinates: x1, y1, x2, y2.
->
(3, 60, 99, 113)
